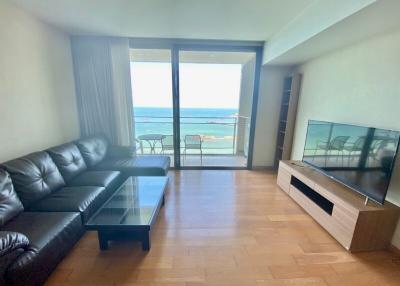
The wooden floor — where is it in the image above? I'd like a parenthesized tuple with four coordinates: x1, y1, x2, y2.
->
(167, 154, 247, 167)
(46, 170, 400, 286)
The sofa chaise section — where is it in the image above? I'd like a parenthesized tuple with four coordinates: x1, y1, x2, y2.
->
(75, 136, 170, 178)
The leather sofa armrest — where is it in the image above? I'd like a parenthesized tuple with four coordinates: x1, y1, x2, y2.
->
(107, 145, 136, 159)
(0, 231, 28, 279)
(0, 231, 29, 257)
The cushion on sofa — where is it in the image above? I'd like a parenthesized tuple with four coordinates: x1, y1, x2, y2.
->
(1, 152, 66, 208)
(0, 170, 24, 226)
(2, 212, 82, 286)
(75, 136, 108, 167)
(47, 143, 87, 182)
(28, 186, 106, 223)
(96, 155, 170, 176)
(68, 170, 122, 197)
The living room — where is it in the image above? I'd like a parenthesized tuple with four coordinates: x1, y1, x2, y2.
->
(1, 0, 400, 285)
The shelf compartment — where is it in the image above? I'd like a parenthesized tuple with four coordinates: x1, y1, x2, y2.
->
(290, 176, 334, 215)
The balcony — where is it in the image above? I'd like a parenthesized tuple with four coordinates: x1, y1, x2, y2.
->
(134, 115, 249, 167)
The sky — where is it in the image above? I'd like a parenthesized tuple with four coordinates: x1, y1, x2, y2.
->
(130, 62, 242, 109)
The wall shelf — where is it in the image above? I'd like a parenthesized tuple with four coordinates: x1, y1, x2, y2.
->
(274, 74, 302, 168)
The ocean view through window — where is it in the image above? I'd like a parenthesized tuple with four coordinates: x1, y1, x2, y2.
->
(134, 107, 239, 154)
(130, 48, 256, 167)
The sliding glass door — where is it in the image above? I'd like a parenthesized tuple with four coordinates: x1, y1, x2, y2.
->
(130, 41, 262, 169)
(178, 50, 257, 167)
(130, 49, 175, 166)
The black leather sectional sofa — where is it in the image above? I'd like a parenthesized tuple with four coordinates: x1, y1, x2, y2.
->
(0, 136, 170, 286)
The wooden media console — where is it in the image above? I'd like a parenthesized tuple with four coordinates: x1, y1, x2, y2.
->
(277, 160, 400, 252)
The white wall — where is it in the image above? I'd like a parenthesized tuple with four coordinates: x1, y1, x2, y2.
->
(236, 57, 255, 155)
(0, 1, 79, 162)
(252, 66, 292, 167)
(291, 29, 400, 248)
(263, 0, 375, 65)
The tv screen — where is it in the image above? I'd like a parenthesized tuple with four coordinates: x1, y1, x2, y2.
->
(302, 120, 400, 204)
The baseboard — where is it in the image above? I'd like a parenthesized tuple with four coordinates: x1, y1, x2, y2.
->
(389, 244, 400, 256)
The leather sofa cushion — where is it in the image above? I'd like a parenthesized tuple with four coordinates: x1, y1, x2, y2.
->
(0, 231, 29, 257)
(68, 170, 121, 196)
(0, 170, 24, 226)
(2, 152, 66, 208)
(28, 186, 106, 223)
(75, 136, 108, 168)
(47, 143, 87, 182)
(0, 248, 23, 285)
(96, 155, 170, 176)
(2, 212, 82, 286)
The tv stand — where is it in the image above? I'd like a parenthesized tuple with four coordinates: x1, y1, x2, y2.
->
(277, 160, 400, 252)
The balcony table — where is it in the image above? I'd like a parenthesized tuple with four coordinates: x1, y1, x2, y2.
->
(137, 134, 166, 154)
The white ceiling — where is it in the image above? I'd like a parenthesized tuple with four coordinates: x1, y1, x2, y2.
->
(264, 0, 400, 65)
(10, 0, 314, 41)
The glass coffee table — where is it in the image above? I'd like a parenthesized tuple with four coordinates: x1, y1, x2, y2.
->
(85, 176, 168, 251)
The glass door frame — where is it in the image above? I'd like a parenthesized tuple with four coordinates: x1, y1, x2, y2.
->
(130, 38, 263, 170)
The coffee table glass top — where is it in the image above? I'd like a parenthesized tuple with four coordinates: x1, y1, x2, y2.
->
(86, 177, 168, 227)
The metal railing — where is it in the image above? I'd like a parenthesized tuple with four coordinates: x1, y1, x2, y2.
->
(134, 115, 249, 155)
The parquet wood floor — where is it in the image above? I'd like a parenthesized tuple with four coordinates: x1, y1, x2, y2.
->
(45, 170, 400, 286)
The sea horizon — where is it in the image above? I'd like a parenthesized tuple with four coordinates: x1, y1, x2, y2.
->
(133, 106, 240, 154)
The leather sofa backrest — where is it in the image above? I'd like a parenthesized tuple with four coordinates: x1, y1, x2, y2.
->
(75, 136, 108, 168)
(0, 170, 24, 226)
(47, 143, 87, 182)
(1, 152, 66, 208)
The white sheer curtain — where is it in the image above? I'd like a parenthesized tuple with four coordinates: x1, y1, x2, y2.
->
(109, 38, 135, 146)
(71, 36, 135, 147)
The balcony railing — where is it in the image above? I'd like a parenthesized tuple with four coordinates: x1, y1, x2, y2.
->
(134, 115, 249, 155)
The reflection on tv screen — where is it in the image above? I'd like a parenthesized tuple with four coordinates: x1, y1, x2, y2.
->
(302, 120, 400, 204)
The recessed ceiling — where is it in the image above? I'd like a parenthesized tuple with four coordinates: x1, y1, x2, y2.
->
(10, 0, 314, 41)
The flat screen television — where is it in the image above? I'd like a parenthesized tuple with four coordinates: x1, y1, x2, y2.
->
(302, 120, 400, 204)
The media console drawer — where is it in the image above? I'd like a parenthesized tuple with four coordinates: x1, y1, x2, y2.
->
(277, 160, 400, 252)
(289, 184, 355, 249)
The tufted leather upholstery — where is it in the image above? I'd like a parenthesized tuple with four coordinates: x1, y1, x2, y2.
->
(0, 231, 29, 285)
(0, 135, 170, 285)
(0, 170, 24, 226)
(2, 212, 82, 286)
(0, 231, 29, 257)
(1, 152, 66, 208)
(96, 155, 170, 177)
(28, 186, 107, 223)
(75, 136, 108, 167)
(69, 170, 120, 188)
(47, 143, 87, 182)
(68, 170, 122, 198)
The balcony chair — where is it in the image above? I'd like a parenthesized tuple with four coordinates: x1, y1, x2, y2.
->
(313, 135, 350, 166)
(343, 136, 365, 166)
(135, 138, 143, 154)
(183, 135, 203, 165)
(161, 135, 174, 154)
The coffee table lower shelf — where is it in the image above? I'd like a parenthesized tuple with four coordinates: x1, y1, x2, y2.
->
(85, 176, 168, 251)
(97, 227, 152, 251)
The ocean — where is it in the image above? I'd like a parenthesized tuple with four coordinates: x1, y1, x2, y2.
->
(134, 107, 240, 154)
